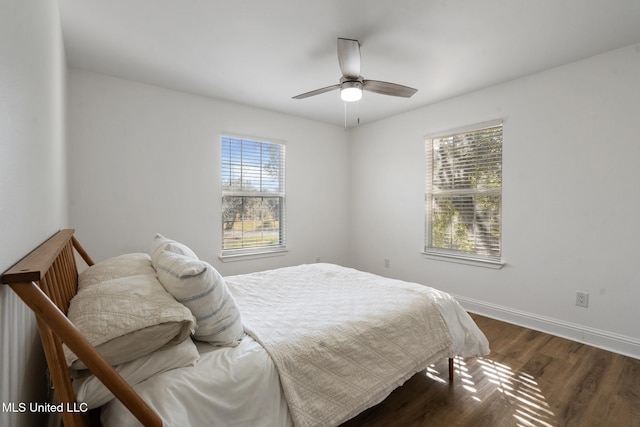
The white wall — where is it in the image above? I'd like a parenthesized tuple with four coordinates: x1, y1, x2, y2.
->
(348, 43, 640, 358)
(0, 1, 68, 426)
(67, 70, 350, 276)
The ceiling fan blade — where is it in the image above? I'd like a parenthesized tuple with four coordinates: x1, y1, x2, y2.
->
(337, 38, 361, 79)
(363, 80, 418, 98)
(292, 84, 340, 99)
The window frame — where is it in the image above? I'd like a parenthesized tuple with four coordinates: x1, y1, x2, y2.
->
(219, 134, 287, 261)
(423, 120, 505, 269)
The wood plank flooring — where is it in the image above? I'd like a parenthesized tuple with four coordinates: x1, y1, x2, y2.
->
(340, 314, 640, 427)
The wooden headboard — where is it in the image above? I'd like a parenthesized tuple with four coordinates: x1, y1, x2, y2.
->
(1, 230, 161, 427)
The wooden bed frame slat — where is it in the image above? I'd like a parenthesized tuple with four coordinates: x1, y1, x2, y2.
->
(1, 230, 162, 427)
(72, 235, 95, 266)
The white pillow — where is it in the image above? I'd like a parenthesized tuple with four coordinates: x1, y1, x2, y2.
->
(73, 338, 200, 408)
(150, 233, 198, 269)
(79, 253, 156, 289)
(154, 250, 244, 346)
(64, 274, 196, 369)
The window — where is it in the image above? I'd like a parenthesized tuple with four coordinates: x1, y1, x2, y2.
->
(425, 121, 503, 265)
(221, 136, 286, 256)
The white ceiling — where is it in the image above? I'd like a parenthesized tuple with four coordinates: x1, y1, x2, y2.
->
(58, 0, 640, 127)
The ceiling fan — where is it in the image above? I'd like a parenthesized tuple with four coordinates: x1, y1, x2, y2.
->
(292, 38, 418, 102)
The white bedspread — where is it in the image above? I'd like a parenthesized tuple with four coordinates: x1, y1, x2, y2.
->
(225, 263, 489, 427)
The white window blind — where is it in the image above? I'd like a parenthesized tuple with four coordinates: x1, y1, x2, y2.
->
(425, 122, 503, 261)
(221, 136, 286, 254)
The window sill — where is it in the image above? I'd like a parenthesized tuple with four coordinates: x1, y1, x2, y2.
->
(422, 250, 505, 269)
(219, 248, 289, 262)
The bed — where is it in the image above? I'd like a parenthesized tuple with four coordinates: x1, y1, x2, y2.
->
(1, 230, 489, 427)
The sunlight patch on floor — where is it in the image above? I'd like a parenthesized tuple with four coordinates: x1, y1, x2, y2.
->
(425, 357, 557, 426)
(425, 365, 447, 384)
(476, 357, 557, 427)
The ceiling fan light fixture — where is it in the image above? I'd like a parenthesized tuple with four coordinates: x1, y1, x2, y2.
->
(292, 38, 417, 104)
(340, 81, 362, 102)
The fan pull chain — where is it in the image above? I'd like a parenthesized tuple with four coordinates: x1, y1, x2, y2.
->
(344, 101, 347, 130)
(343, 100, 361, 129)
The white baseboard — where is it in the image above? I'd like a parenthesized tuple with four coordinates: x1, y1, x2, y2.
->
(453, 295, 640, 360)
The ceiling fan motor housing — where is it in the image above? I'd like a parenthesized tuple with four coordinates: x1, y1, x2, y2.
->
(340, 78, 363, 102)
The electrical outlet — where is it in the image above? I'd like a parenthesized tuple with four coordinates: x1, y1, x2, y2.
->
(576, 292, 589, 308)
(384, 258, 390, 268)
(315, 256, 321, 263)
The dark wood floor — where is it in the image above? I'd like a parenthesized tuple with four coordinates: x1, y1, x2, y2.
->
(341, 314, 640, 427)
